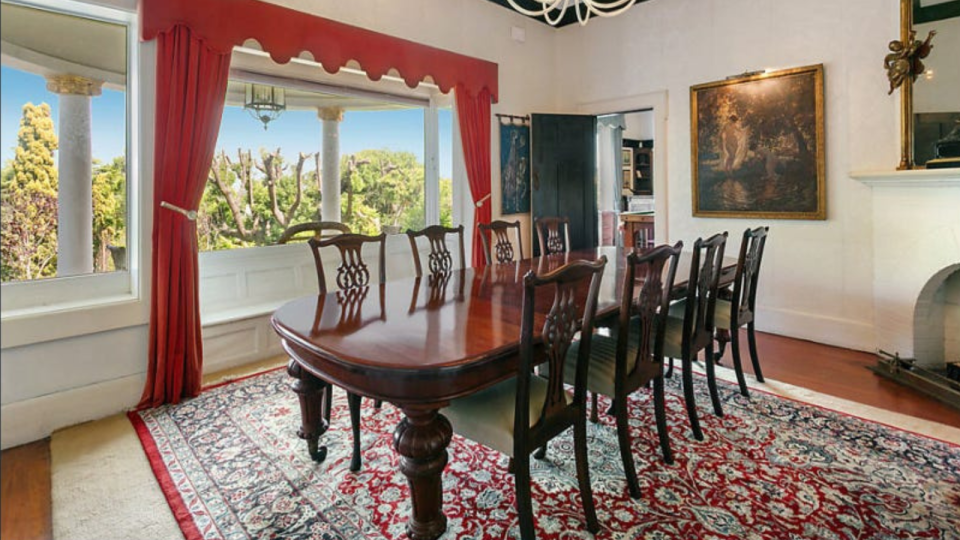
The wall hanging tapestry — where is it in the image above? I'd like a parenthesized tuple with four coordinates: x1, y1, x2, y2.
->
(498, 114, 531, 215)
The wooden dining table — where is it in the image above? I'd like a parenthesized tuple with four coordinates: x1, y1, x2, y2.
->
(271, 246, 735, 540)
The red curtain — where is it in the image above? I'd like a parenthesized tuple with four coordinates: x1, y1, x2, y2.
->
(455, 85, 493, 268)
(139, 25, 231, 408)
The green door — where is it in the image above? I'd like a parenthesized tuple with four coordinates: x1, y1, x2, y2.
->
(531, 113, 598, 255)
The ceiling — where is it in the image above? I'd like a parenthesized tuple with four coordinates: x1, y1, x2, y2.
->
(483, 0, 650, 28)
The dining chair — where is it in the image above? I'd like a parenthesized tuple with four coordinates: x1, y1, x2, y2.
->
(290, 232, 386, 470)
(534, 216, 570, 256)
(663, 232, 728, 441)
(406, 224, 466, 278)
(276, 221, 351, 244)
(443, 257, 607, 540)
(479, 220, 524, 264)
(563, 242, 682, 498)
(714, 226, 769, 396)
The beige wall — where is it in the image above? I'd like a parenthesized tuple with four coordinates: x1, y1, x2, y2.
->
(555, 0, 902, 350)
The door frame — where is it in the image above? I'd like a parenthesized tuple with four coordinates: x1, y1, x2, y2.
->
(576, 90, 669, 244)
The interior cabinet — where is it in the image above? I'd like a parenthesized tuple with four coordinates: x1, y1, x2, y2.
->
(622, 139, 653, 195)
(620, 213, 655, 248)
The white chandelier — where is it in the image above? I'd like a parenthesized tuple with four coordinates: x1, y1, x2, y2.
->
(506, 0, 637, 26)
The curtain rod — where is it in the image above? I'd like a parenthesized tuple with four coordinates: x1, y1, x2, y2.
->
(495, 113, 529, 124)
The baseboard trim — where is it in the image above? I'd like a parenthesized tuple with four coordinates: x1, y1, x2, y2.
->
(758, 306, 875, 352)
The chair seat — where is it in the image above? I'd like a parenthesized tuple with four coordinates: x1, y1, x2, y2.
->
(662, 310, 686, 359)
(444, 375, 571, 457)
(566, 332, 637, 397)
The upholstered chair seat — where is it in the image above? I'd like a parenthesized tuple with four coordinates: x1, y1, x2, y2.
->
(445, 376, 571, 457)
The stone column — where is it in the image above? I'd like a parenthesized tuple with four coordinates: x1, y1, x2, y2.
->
(317, 107, 343, 223)
(47, 74, 102, 277)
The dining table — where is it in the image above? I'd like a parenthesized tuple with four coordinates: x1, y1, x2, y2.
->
(271, 245, 736, 540)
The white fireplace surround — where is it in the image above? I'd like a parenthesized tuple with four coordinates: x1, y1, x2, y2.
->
(854, 169, 960, 368)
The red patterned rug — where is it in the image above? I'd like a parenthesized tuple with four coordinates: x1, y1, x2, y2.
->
(130, 367, 960, 540)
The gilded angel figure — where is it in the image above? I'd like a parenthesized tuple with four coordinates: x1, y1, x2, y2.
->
(885, 29, 936, 95)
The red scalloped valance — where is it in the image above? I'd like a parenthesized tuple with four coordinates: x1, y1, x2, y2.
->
(139, 0, 498, 101)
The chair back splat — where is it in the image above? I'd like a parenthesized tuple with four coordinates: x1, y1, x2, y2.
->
(406, 224, 466, 278)
(730, 226, 769, 327)
(620, 242, 683, 390)
(518, 257, 606, 453)
(534, 216, 570, 256)
(479, 220, 524, 264)
(681, 232, 728, 359)
(308, 233, 387, 296)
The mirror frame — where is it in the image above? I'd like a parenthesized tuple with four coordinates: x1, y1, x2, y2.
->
(899, 0, 915, 170)
(899, 0, 960, 169)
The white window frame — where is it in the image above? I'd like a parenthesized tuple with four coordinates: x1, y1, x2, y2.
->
(0, 0, 145, 348)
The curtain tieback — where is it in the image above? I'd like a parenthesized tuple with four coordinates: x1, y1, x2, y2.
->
(160, 201, 198, 221)
(475, 193, 492, 208)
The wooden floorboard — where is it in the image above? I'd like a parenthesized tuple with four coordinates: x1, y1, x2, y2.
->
(2, 332, 958, 539)
(1, 439, 51, 540)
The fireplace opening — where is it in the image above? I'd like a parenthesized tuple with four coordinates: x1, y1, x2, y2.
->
(871, 264, 960, 410)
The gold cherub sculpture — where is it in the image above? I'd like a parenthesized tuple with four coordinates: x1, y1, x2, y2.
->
(885, 29, 937, 95)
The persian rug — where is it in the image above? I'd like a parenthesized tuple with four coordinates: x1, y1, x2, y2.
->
(130, 368, 960, 540)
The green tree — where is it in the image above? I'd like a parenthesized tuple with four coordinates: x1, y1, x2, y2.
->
(1, 103, 59, 281)
(92, 157, 126, 272)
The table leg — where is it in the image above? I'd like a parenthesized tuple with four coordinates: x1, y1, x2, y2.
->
(287, 359, 329, 462)
(393, 406, 452, 540)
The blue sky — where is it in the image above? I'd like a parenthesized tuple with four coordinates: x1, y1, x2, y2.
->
(1, 66, 453, 177)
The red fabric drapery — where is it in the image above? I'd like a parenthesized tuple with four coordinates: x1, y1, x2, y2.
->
(140, 0, 498, 101)
(139, 25, 231, 408)
(456, 85, 493, 268)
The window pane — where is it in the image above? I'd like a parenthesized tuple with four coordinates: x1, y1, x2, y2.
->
(200, 80, 432, 251)
(439, 108, 453, 227)
(0, 3, 127, 283)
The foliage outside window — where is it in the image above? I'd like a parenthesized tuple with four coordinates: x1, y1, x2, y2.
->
(0, 3, 128, 284)
(198, 101, 452, 252)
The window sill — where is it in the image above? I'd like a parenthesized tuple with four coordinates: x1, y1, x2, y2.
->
(1, 293, 148, 350)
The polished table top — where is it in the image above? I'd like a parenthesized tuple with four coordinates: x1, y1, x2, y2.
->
(272, 246, 734, 405)
(272, 245, 736, 540)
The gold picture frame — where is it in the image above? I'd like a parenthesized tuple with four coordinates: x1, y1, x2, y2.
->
(690, 64, 826, 220)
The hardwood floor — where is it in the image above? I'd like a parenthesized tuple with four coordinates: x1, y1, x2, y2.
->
(1, 439, 51, 540)
(2, 332, 958, 540)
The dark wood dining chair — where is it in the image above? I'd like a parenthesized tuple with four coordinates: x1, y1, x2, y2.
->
(534, 216, 570, 256)
(564, 242, 682, 498)
(714, 226, 769, 396)
(479, 220, 524, 264)
(406, 224, 466, 277)
(287, 232, 386, 470)
(663, 232, 728, 441)
(443, 257, 607, 540)
(276, 221, 351, 244)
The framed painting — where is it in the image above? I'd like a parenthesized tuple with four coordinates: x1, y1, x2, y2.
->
(690, 64, 826, 219)
(621, 147, 633, 167)
(500, 123, 530, 215)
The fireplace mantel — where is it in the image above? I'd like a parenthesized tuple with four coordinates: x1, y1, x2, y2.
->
(852, 168, 960, 188)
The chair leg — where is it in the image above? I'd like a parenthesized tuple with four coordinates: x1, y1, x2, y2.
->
(681, 355, 704, 441)
(653, 375, 674, 465)
(747, 322, 765, 383)
(705, 346, 724, 418)
(322, 385, 333, 427)
(614, 394, 642, 499)
(534, 444, 547, 460)
(574, 415, 600, 534)
(508, 457, 515, 474)
(347, 392, 362, 472)
(714, 328, 730, 364)
(374, 399, 383, 409)
(665, 357, 675, 379)
(514, 453, 535, 540)
(730, 327, 750, 397)
(589, 392, 599, 424)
